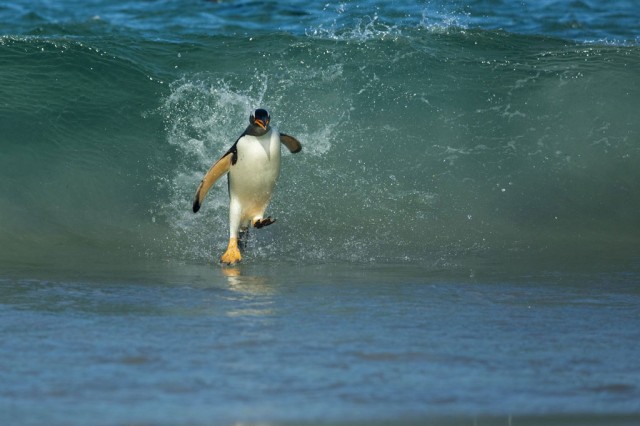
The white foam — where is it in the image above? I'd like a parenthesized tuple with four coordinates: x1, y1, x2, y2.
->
(157, 77, 270, 260)
(306, 13, 402, 42)
(155, 74, 343, 261)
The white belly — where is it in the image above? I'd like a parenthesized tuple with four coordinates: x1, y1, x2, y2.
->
(228, 129, 281, 221)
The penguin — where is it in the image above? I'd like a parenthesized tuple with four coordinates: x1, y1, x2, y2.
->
(192, 108, 302, 265)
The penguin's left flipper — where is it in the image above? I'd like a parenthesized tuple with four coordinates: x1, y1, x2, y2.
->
(193, 152, 234, 213)
(280, 134, 302, 154)
(253, 217, 276, 229)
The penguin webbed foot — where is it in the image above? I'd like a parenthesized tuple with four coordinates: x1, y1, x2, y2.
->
(253, 217, 276, 229)
(220, 238, 242, 265)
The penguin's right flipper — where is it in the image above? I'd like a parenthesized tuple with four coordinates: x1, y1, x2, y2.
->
(280, 134, 302, 154)
(192, 152, 233, 213)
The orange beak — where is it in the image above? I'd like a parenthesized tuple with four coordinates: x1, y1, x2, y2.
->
(255, 119, 267, 129)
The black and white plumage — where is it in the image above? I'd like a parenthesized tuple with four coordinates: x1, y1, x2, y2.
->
(192, 108, 302, 264)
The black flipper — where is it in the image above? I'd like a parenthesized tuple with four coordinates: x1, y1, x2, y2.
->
(280, 133, 302, 153)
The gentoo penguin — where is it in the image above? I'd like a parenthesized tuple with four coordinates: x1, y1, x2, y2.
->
(192, 108, 302, 264)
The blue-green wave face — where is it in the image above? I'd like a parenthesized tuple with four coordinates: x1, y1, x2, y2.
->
(1, 1, 639, 267)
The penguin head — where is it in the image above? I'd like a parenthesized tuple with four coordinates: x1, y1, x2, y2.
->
(249, 108, 271, 134)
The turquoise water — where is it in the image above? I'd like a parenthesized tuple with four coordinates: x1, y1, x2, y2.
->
(1, 0, 640, 424)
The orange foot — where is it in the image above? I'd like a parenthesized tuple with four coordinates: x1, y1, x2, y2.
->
(220, 237, 242, 265)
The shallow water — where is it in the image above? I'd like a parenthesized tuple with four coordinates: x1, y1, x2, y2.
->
(2, 260, 640, 425)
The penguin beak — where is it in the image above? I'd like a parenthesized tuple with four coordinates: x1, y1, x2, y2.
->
(255, 119, 267, 130)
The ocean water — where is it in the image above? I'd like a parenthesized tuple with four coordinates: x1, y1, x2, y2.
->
(1, 0, 640, 424)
